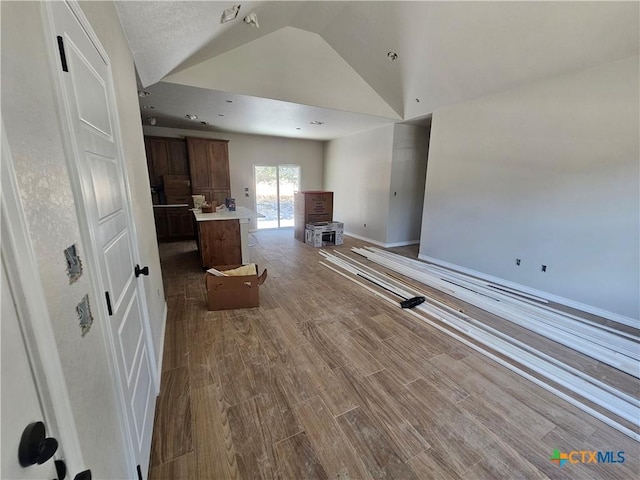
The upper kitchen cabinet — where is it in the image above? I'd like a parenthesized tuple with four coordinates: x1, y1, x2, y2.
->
(144, 136, 189, 186)
(186, 137, 231, 206)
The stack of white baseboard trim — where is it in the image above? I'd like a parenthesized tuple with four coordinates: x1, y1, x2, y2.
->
(319, 248, 640, 442)
(353, 247, 639, 377)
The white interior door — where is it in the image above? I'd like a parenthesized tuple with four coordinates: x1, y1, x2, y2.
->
(1, 260, 59, 480)
(48, 2, 156, 477)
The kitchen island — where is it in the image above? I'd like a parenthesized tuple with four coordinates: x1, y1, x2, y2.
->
(193, 206, 262, 267)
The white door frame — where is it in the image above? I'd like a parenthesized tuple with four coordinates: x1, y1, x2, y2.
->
(1, 120, 85, 475)
(41, 1, 159, 476)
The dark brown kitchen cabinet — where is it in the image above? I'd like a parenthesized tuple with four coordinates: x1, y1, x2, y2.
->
(153, 208, 168, 240)
(145, 137, 171, 186)
(154, 207, 195, 240)
(186, 137, 230, 205)
(168, 140, 189, 175)
(166, 208, 195, 238)
(197, 219, 242, 267)
(144, 136, 189, 187)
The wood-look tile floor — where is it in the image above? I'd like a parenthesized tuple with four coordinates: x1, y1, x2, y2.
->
(149, 230, 639, 479)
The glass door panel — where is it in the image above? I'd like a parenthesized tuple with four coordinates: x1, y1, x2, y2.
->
(255, 166, 278, 229)
(278, 165, 299, 227)
(254, 165, 300, 229)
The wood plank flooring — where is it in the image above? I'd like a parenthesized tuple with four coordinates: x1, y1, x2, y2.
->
(149, 230, 639, 479)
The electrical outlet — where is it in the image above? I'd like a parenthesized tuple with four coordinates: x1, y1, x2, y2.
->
(541, 265, 547, 272)
(516, 258, 521, 266)
(364, 223, 367, 228)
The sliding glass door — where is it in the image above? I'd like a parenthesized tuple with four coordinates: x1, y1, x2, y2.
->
(255, 165, 300, 229)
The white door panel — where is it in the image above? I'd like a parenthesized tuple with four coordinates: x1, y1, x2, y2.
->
(48, 2, 156, 477)
(64, 34, 112, 136)
(88, 154, 123, 219)
(118, 292, 144, 384)
(130, 348, 154, 449)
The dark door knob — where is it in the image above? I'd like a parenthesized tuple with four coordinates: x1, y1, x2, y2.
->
(18, 421, 58, 467)
(134, 264, 149, 277)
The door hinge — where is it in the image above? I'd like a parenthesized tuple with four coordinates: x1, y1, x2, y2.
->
(105, 291, 113, 316)
(56, 36, 68, 72)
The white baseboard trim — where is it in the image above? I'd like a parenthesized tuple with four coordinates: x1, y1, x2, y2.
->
(344, 232, 419, 249)
(155, 300, 168, 391)
(344, 232, 387, 247)
(418, 254, 638, 328)
(385, 240, 420, 248)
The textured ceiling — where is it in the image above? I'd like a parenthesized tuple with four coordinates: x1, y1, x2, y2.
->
(115, 1, 640, 140)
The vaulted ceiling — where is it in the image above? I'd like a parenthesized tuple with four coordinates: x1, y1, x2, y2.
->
(115, 1, 639, 140)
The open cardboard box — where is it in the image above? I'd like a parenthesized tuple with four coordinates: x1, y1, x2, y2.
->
(205, 264, 267, 311)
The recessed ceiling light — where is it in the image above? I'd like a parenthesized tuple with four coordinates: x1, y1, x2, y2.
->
(185, 114, 198, 120)
(220, 5, 241, 24)
(218, 114, 225, 117)
(310, 121, 324, 125)
(138, 90, 150, 97)
(387, 51, 398, 61)
(141, 105, 155, 109)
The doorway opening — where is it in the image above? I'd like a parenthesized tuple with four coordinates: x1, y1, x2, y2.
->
(254, 165, 300, 229)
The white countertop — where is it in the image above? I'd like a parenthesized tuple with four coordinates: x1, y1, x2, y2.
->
(193, 206, 263, 222)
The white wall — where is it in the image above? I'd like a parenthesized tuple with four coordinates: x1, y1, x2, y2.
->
(1, 1, 131, 477)
(387, 124, 430, 245)
(324, 125, 395, 244)
(420, 56, 640, 319)
(143, 126, 324, 230)
(79, 0, 166, 388)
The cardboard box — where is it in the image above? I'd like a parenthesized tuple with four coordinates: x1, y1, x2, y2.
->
(205, 264, 267, 310)
(305, 221, 344, 247)
(294, 191, 334, 241)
